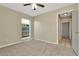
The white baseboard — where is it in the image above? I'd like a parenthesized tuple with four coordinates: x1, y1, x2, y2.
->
(72, 47, 78, 56)
(78, 50, 79, 56)
(34, 38, 58, 45)
(0, 38, 57, 49)
(0, 41, 23, 49)
(0, 38, 33, 49)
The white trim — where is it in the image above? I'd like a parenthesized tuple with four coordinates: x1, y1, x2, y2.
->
(22, 37, 32, 41)
(34, 39, 58, 45)
(29, 19, 32, 38)
(57, 10, 72, 15)
(57, 10, 73, 42)
(22, 37, 31, 40)
(72, 47, 78, 56)
(0, 38, 32, 49)
(0, 41, 22, 49)
(78, 50, 79, 56)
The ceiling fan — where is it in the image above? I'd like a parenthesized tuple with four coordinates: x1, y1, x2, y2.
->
(23, 3, 45, 10)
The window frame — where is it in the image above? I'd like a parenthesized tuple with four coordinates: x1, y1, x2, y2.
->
(21, 18, 31, 39)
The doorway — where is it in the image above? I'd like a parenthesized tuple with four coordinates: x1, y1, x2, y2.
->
(58, 11, 72, 48)
(62, 22, 69, 39)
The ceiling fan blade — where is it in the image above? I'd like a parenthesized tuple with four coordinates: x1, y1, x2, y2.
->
(23, 3, 31, 6)
(36, 3, 45, 8)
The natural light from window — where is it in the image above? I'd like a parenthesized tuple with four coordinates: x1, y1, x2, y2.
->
(21, 18, 30, 38)
(22, 18, 30, 24)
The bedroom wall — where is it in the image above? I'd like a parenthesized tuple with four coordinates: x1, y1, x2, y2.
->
(34, 4, 78, 44)
(0, 5, 33, 47)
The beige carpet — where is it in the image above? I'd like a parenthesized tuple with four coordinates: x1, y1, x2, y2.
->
(0, 40, 76, 56)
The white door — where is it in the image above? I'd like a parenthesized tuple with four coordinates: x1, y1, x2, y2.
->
(78, 7, 79, 55)
(62, 22, 69, 38)
(78, 14, 79, 55)
(72, 10, 78, 55)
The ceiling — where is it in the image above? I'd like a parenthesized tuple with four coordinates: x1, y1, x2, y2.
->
(0, 3, 72, 16)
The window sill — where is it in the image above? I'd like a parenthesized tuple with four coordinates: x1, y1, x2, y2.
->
(22, 36, 32, 40)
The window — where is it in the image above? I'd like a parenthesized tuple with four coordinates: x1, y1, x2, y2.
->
(21, 18, 31, 38)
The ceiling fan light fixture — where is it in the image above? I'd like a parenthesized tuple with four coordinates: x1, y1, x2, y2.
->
(32, 3, 37, 10)
(23, 3, 44, 10)
(63, 13, 67, 16)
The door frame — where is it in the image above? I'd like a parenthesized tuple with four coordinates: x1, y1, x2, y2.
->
(57, 10, 72, 44)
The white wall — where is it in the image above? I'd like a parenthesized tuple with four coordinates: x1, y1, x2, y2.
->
(34, 12, 58, 44)
(0, 5, 32, 47)
(72, 10, 78, 55)
(34, 4, 78, 45)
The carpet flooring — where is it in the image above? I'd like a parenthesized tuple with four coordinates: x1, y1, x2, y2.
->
(0, 40, 76, 56)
